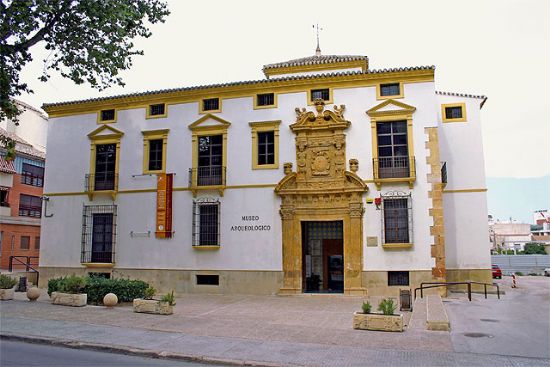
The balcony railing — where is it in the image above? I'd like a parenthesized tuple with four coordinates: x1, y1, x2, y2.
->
(189, 166, 226, 187)
(441, 162, 448, 185)
(85, 173, 118, 192)
(81, 250, 114, 264)
(373, 156, 415, 180)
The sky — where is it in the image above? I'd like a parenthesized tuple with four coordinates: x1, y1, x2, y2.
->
(16, 0, 550, 182)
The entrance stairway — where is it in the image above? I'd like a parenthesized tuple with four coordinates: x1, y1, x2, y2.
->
(409, 294, 450, 331)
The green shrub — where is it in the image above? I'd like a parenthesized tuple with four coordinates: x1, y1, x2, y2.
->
(515, 271, 524, 276)
(160, 290, 176, 306)
(144, 287, 156, 300)
(378, 298, 397, 316)
(84, 277, 149, 304)
(58, 275, 87, 294)
(361, 301, 372, 314)
(0, 274, 17, 289)
(48, 277, 64, 296)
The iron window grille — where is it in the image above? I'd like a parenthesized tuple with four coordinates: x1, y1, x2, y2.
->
(100, 109, 115, 121)
(445, 106, 463, 119)
(381, 191, 413, 244)
(388, 271, 409, 286)
(21, 163, 44, 187)
(256, 93, 275, 106)
(257, 131, 275, 165)
(148, 139, 163, 171)
(310, 88, 329, 101)
(149, 103, 166, 116)
(202, 98, 220, 111)
(18, 194, 42, 217)
(81, 204, 117, 263)
(196, 275, 219, 285)
(380, 83, 400, 96)
(192, 198, 220, 247)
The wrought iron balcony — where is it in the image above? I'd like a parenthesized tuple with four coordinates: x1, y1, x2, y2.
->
(188, 166, 226, 187)
(85, 173, 118, 192)
(81, 250, 114, 264)
(441, 162, 448, 185)
(373, 156, 415, 180)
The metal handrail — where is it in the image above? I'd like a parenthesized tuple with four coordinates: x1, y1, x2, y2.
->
(8, 256, 40, 285)
(414, 281, 500, 302)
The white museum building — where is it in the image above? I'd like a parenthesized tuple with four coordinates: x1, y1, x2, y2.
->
(39, 50, 491, 296)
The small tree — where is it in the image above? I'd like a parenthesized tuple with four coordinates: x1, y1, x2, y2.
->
(523, 243, 547, 255)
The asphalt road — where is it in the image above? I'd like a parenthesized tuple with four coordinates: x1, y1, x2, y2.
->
(0, 340, 222, 367)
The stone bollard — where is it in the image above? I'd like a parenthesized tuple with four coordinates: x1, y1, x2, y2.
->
(26, 287, 41, 301)
(103, 293, 118, 307)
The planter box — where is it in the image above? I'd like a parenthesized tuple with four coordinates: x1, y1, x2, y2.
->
(0, 288, 14, 301)
(51, 292, 87, 307)
(133, 298, 173, 315)
(353, 312, 403, 332)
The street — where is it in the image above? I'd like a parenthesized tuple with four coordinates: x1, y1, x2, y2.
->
(0, 340, 222, 367)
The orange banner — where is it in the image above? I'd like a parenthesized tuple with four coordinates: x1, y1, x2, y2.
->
(155, 173, 173, 238)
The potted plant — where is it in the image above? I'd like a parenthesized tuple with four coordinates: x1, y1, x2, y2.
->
(50, 275, 88, 307)
(0, 274, 17, 301)
(353, 298, 403, 332)
(133, 288, 174, 315)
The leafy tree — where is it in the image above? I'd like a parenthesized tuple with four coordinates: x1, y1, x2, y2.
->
(0, 0, 170, 151)
(523, 243, 547, 255)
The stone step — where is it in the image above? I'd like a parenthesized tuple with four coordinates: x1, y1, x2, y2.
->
(426, 294, 450, 331)
(409, 296, 427, 330)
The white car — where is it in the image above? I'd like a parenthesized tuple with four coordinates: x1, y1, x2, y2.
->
(544, 268, 550, 277)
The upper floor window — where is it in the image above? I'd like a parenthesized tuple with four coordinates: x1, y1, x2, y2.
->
(201, 98, 221, 113)
(147, 103, 167, 118)
(142, 129, 169, 174)
(94, 143, 116, 191)
(0, 188, 9, 207)
(21, 163, 44, 187)
(148, 139, 163, 171)
(20, 236, 30, 250)
(441, 103, 467, 123)
(257, 131, 275, 165)
(99, 109, 116, 123)
(380, 83, 400, 96)
(197, 135, 223, 186)
(255, 93, 275, 108)
(249, 120, 280, 170)
(376, 121, 410, 179)
(310, 88, 330, 102)
(192, 198, 220, 247)
(19, 194, 42, 218)
(381, 192, 413, 246)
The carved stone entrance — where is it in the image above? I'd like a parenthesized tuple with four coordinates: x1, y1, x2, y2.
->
(275, 100, 368, 295)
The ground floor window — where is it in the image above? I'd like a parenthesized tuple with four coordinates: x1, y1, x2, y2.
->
(192, 198, 220, 247)
(381, 191, 413, 244)
(388, 271, 409, 286)
(81, 205, 117, 263)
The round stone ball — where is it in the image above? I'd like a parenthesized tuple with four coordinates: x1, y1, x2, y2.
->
(26, 287, 41, 301)
(103, 293, 118, 307)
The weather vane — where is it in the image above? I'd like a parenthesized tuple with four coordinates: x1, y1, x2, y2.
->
(313, 23, 323, 56)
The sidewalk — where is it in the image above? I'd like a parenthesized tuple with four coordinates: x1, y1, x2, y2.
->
(1, 289, 549, 366)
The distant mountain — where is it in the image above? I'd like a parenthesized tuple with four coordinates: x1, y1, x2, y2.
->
(486, 176, 550, 224)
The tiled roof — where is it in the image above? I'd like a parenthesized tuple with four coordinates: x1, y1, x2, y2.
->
(42, 66, 435, 109)
(436, 91, 488, 108)
(0, 127, 46, 160)
(263, 55, 369, 70)
(0, 156, 16, 174)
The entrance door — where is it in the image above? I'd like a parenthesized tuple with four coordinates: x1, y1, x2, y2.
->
(323, 239, 344, 292)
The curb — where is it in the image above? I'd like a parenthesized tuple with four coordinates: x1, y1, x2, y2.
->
(0, 333, 288, 367)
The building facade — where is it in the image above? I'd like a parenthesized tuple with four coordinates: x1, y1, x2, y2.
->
(0, 100, 47, 270)
(40, 53, 491, 296)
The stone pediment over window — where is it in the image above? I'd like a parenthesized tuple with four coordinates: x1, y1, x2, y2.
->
(188, 114, 231, 131)
(366, 99, 416, 118)
(87, 125, 124, 140)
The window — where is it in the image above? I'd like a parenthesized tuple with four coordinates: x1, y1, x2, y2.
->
(196, 275, 219, 285)
(254, 93, 276, 108)
(99, 109, 116, 123)
(441, 103, 467, 122)
(148, 140, 163, 171)
(192, 199, 220, 247)
(93, 143, 116, 190)
(377, 82, 403, 99)
(376, 121, 410, 178)
(87, 125, 123, 199)
(35, 236, 40, 249)
(381, 192, 413, 246)
(147, 103, 166, 118)
(20, 236, 30, 250)
(201, 98, 220, 113)
(249, 120, 280, 170)
(197, 135, 223, 186)
(142, 129, 169, 174)
(21, 163, 44, 187)
(310, 88, 330, 102)
(19, 194, 42, 218)
(81, 205, 117, 263)
(388, 271, 409, 286)
(0, 188, 9, 207)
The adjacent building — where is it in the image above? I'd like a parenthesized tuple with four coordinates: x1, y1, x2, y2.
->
(0, 100, 47, 270)
(39, 51, 491, 296)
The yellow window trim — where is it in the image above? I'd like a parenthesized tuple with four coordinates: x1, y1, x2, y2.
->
(376, 82, 404, 100)
(145, 103, 167, 119)
(249, 120, 281, 170)
(366, 99, 417, 190)
(199, 97, 222, 114)
(87, 125, 124, 200)
(97, 109, 117, 124)
(441, 103, 467, 123)
(192, 245, 221, 250)
(382, 243, 413, 249)
(142, 129, 169, 174)
(188, 114, 230, 197)
(307, 88, 333, 105)
(253, 93, 278, 110)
